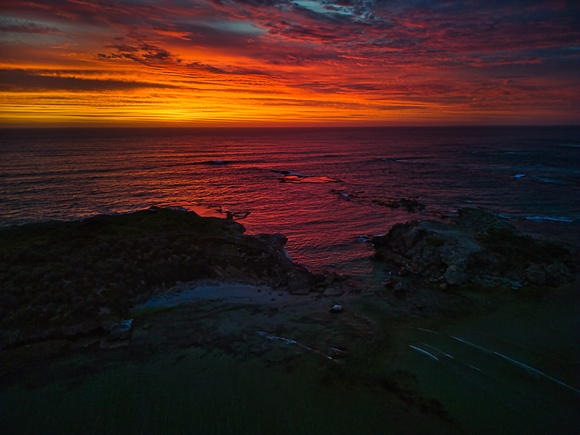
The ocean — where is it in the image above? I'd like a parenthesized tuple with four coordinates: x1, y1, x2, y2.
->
(2, 126, 580, 433)
(1, 126, 579, 278)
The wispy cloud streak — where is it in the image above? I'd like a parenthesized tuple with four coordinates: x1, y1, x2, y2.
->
(1, 0, 578, 125)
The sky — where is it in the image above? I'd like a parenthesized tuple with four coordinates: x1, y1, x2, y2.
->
(1, 0, 579, 127)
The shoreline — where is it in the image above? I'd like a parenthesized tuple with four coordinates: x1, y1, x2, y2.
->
(1, 205, 577, 349)
(2, 206, 579, 433)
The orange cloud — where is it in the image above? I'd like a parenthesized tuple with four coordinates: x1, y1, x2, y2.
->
(1, 0, 579, 126)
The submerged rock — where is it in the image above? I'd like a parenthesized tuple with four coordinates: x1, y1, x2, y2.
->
(372, 208, 577, 292)
(276, 171, 342, 184)
(371, 198, 425, 212)
(216, 206, 251, 220)
(331, 189, 426, 213)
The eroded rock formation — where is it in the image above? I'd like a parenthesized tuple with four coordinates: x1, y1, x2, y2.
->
(372, 208, 577, 291)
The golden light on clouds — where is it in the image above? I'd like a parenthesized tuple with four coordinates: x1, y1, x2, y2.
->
(1, 1, 579, 126)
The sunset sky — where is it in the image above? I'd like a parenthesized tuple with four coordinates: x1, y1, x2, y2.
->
(1, 0, 579, 126)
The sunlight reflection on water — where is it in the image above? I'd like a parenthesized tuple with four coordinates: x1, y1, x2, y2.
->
(1, 126, 579, 276)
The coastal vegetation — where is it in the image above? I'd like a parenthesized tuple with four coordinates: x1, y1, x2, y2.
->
(0, 207, 314, 347)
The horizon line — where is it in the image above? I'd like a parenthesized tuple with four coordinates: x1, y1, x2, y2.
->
(1, 123, 579, 130)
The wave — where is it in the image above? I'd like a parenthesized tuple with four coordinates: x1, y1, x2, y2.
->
(511, 174, 568, 184)
(150, 160, 233, 168)
(409, 345, 439, 361)
(451, 335, 580, 395)
(201, 160, 229, 165)
(0, 167, 120, 179)
(495, 212, 574, 223)
(377, 155, 580, 176)
(378, 156, 429, 162)
(531, 176, 566, 184)
(522, 216, 574, 223)
(503, 151, 540, 156)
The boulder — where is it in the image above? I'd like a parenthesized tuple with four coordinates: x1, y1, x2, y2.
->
(443, 265, 468, 286)
(287, 266, 317, 294)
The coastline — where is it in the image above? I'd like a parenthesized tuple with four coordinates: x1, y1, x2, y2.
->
(1, 206, 579, 433)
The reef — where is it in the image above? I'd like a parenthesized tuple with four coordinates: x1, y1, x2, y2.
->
(330, 189, 426, 212)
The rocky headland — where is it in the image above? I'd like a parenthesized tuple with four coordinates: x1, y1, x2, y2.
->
(0, 206, 343, 349)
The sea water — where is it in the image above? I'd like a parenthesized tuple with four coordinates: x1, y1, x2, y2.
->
(1, 126, 579, 433)
(1, 126, 579, 277)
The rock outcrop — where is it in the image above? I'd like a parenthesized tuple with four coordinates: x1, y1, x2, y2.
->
(372, 208, 577, 291)
(0, 207, 317, 348)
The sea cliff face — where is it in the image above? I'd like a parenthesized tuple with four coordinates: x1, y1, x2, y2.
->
(0, 207, 318, 348)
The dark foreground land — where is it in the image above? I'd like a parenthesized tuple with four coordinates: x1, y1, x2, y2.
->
(1, 207, 579, 434)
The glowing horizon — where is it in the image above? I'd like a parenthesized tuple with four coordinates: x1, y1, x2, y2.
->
(1, 1, 579, 127)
